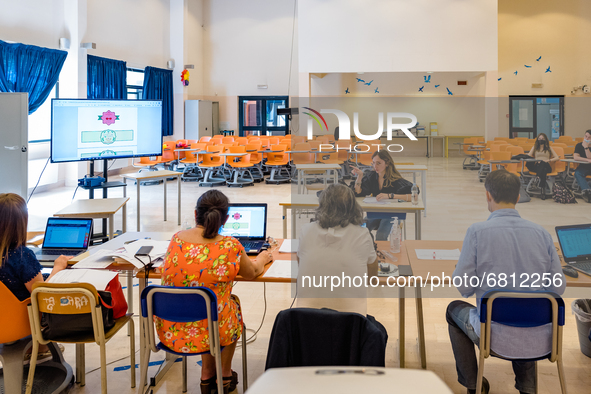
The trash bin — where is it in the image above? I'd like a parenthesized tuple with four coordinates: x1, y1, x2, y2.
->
(572, 299, 591, 358)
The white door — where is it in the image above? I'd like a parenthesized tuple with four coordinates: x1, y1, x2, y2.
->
(0, 93, 29, 199)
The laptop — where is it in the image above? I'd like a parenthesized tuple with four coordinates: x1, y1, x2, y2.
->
(555, 224, 591, 277)
(34, 218, 93, 262)
(220, 203, 267, 253)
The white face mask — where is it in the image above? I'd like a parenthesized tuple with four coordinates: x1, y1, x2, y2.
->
(585, 138, 591, 144)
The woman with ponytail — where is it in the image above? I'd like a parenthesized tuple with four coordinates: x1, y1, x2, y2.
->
(156, 190, 272, 394)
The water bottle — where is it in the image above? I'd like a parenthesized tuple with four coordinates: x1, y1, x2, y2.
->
(411, 183, 419, 206)
(389, 217, 401, 253)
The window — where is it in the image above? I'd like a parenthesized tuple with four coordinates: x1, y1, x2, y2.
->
(238, 96, 289, 136)
(28, 84, 58, 143)
(127, 68, 144, 99)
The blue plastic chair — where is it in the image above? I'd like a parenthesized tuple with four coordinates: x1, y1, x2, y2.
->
(477, 290, 567, 394)
(140, 285, 248, 393)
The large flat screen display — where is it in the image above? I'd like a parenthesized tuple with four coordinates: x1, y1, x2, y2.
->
(51, 99, 163, 163)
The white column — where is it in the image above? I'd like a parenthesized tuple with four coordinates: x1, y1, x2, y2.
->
(170, 0, 188, 140)
(484, 70, 499, 141)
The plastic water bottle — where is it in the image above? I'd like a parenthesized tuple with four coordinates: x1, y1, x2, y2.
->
(411, 183, 419, 206)
(389, 217, 401, 253)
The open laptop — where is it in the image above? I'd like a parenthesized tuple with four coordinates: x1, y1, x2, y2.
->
(34, 218, 93, 262)
(555, 224, 591, 276)
(220, 203, 267, 254)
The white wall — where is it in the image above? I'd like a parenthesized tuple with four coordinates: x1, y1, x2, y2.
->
(0, 0, 65, 48)
(203, 0, 299, 131)
(298, 0, 498, 73)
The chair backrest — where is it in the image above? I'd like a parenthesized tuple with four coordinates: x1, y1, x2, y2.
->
(280, 139, 292, 150)
(519, 143, 534, 152)
(494, 137, 510, 142)
(234, 137, 248, 145)
(161, 144, 176, 161)
(29, 282, 102, 344)
(140, 285, 219, 354)
(199, 136, 212, 143)
(551, 146, 566, 173)
(308, 140, 321, 151)
(463, 137, 479, 154)
(222, 137, 234, 144)
(210, 136, 223, 145)
(292, 136, 306, 145)
(490, 151, 511, 171)
(506, 146, 524, 156)
(563, 146, 575, 155)
(499, 144, 512, 152)
(552, 142, 567, 149)
(246, 143, 263, 163)
(268, 144, 287, 162)
(292, 143, 314, 164)
(479, 290, 564, 361)
(186, 142, 206, 160)
(0, 282, 31, 343)
(316, 135, 329, 144)
(574, 137, 584, 143)
(268, 137, 280, 145)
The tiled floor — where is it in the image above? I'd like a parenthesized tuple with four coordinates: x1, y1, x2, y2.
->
(24, 156, 591, 393)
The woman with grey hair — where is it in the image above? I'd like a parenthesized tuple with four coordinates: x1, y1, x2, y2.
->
(296, 184, 379, 316)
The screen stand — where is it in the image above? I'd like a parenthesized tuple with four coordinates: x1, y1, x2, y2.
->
(88, 159, 109, 244)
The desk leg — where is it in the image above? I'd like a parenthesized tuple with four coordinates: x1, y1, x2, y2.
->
(177, 176, 181, 226)
(127, 272, 133, 336)
(399, 286, 405, 368)
(415, 286, 427, 369)
(138, 277, 147, 388)
(123, 178, 127, 198)
(445, 137, 448, 158)
(291, 207, 296, 239)
(282, 206, 288, 239)
(415, 211, 421, 240)
(298, 169, 302, 194)
(75, 343, 85, 385)
(108, 214, 114, 240)
(422, 171, 427, 217)
(122, 200, 127, 234)
(163, 178, 168, 221)
(333, 169, 337, 185)
(136, 181, 141, 232)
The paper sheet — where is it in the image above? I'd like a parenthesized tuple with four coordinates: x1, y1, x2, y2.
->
(415, 249, 461, 260)
(263, 260, 297, 279)
(48, 269, 118, 290)
(279, 239, 299, 253)
(72, 249, 113, 269)
(363, 197, 386, 204)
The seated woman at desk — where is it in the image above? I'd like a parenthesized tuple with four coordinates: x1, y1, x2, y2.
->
(350, 150, 418, 240)
(526, 133, 559, 200)
(296, 184, 387, 337)
(0, 193, 70, 360)
(157, 190, 272, 394)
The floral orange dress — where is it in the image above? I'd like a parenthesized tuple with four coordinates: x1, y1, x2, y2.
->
(155, 232, 244, 353)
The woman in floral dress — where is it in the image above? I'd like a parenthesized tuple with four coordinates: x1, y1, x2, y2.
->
(156, 190, 272, 394)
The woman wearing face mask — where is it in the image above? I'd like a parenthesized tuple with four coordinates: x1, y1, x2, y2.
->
(526, 133, 559, 200)
(350, 150, 418, 240)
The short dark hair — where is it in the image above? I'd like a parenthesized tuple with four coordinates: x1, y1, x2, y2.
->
(484, 170, 520, 204)
(0, 193, 28, 266)
(316, 184, 364, 228)
(195, 190, 229, 239)
(585, 130, 591, 137)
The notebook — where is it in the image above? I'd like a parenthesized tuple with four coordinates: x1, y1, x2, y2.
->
(220, 203, 267, 253)
(34, 218, 93, 262)
(555, 224, 591, 276)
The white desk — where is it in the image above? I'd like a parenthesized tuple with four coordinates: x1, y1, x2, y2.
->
(280, 195, 424, 239)
(295, 163, 340, 194)
(121, 170, 182, 231)
(247, 367, 453, 394)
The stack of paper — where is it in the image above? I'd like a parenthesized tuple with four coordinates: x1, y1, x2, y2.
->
(263, 260, 297, 279)
(363, 197, 387, 205)
(415, 249, 461, 260)
(48, 269, 118, 290)
(278, 239, 299, 253)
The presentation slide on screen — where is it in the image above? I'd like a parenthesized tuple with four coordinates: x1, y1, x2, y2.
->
(51, 100, 162, 163)
(558, 227, 591, 259)
(220, 207, 266, 238)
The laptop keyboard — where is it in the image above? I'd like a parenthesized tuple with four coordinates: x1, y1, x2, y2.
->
(242, 241, 263, 251)
(42, 250, 81, 255)
(571, 261, 591, 272)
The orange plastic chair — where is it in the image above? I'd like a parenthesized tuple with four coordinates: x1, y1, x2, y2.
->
(268, 137, 280, 146)
(234, 137, 248, 146)
(489, 151, 511, 171)
(499, 144, 512, 152)
(199, 136, 212, 143)
(335, 140, 353, 162)
(180, 142, 207, 180)
(280, 139, 292, 150)
(226, 146, 255, 186)
(210, 136, 223, 145)
(552, 143, 567, 149)
(494, 137, 510, 142)
(133, 156, 161, 171)
(198, 145, 226, 186)
(292, 136, 306, 145)
(462, 137, 480, 169)
(283, 134, 292, 139)
(222, 136, 234, 144)
(505, 146, 525, 175)
(265, 144, 290, 184)
(245, 142, 264, 179)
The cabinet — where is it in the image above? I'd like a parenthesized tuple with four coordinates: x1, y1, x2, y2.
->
(185, 100, 213, 140)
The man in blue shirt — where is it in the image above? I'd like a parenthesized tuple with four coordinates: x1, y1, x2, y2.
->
(447, 170, 565, 394)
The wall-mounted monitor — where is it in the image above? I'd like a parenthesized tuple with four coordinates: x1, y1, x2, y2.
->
(51, 99, 163, 163)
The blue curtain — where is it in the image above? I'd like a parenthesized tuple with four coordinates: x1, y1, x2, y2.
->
(143, 66, 173, 136)
(87, 55, 127, 99)
(0, 40, 67, 114)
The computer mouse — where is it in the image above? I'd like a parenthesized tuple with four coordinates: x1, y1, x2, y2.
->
(562, 266, 578, 278)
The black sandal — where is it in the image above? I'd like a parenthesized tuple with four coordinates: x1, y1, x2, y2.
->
(200, 376, 216, 394)
(223, 370, 239, 392)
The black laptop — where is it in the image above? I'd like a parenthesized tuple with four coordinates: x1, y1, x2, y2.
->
(556, 224, 591, 276)
(34, 218, 93, 262)
(220, 203, 267, 254)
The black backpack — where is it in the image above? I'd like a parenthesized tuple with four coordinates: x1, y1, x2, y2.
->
(552, 181, 577, 204)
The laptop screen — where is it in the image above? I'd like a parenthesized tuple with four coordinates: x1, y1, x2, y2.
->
(220, 204, 267, 240)
(556, 224, 591, 261)
(42, 218, 93, 249)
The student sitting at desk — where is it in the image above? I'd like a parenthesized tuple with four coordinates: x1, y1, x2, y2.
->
(296, 184, 387, 341)
(447, 171, 565, 394)
(0, 193, 71, 361)
(351, 150, 418, 240)
(156, 190, 272, 394)
(573, 129, 591, 202)
(526, 133, 559, 200)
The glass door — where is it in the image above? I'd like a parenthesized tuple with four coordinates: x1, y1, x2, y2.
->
(239, 96, 288, 137)
(509, 96, 564, 140)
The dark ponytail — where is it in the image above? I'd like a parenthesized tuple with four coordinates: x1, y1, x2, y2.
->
(195, 190, 229, 239)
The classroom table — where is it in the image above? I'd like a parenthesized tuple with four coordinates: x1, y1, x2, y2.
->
(295, 163, 340, 194)
(447, 136, 484, 158)
(246, 366, 453, 394)
(279, 195, 424, 240)
(121, 170, 182, 231)
(53, 197, 129, 240)
(397, 165, 428, 216)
